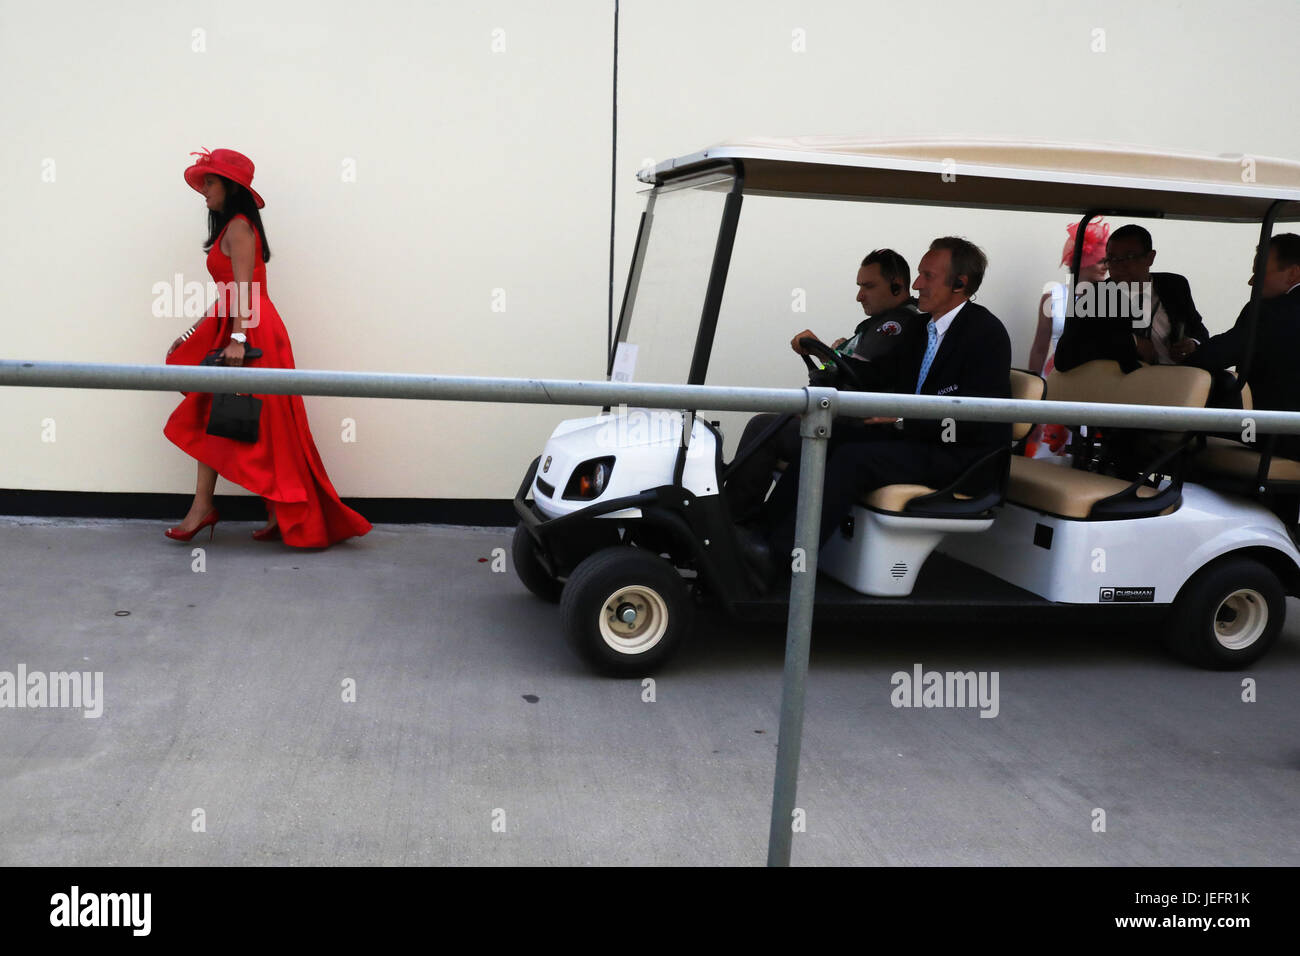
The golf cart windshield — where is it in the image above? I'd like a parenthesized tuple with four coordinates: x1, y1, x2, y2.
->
(609, 169, 738, 388)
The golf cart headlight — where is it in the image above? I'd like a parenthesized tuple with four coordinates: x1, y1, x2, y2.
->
(564, 457, 615, 500)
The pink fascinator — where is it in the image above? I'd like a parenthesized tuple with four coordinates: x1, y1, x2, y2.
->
(1061, 218, 1110, 268)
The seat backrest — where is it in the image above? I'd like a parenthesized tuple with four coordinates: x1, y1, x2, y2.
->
(1045, 360, 1212, 409)
(1009, 369, 1045, 441)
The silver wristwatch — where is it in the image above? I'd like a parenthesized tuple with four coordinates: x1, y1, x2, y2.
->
(230, 332, 248, 344)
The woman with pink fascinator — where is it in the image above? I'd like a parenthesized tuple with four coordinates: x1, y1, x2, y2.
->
(1023, 219, 1109, 459)
(1028, 218, 1110, 376)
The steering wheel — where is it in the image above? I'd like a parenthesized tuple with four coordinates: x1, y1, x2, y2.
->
(797, 336, 870, 391)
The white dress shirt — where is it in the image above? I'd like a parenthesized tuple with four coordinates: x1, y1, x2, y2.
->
(929, 299, 966, 350)
(1149, 296, 1175, 364)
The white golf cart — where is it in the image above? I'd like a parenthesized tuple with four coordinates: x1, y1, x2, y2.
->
(513, 137, 1300, 675)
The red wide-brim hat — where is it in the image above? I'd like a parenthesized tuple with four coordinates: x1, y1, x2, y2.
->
(184, 147, 265, 208)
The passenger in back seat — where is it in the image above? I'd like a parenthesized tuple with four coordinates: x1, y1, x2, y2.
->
(1054, 225, 1224, 476)
(1184, 233, 1300, 457)
(1107, 225, 1209, 366)
(1053, 224, 1208, 373)
(1025, 219, 1110, 460)
(750, 237, 1012, 579)
(1028, 218, 1110, 377)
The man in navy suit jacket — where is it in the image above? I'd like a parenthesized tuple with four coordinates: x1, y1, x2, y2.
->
(1054, 224, 1210, 372)
(1186, 233, 1300, 458)
(760, 236, 1012, 562)
(1104, 225, 1210, 364)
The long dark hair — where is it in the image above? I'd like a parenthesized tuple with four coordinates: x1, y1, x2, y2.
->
(202, 175, 271, 263)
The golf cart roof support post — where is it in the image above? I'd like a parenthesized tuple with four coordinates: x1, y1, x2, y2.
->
(1238, 199, 1290, 384)
(684, 161, 745, 388)
(673, 161, 744, 487)
(767, 385, 836, 867)
(1069, 209, 1107, 287)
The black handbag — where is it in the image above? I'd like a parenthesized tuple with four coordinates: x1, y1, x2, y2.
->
(202, 347, 264, 443)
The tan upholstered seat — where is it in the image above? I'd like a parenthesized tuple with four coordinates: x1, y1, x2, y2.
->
(1045, 361, 1212, 409)
(1001, 362, 1206, 519)
(1007, 457, 1167, 518)
(1150, 376, 1253, 458)
(861, 485, 977, 512)
(1196, 436, 1300, 481)
(862, 484, 936, 512)
(1009, 369, 1045, 441)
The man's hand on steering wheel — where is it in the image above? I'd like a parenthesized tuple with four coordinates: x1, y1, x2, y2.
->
(797, 336, 870, 391)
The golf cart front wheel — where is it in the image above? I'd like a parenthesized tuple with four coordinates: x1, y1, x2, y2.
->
(1166, 556, 1285, 669)
(560, 547, 694, 675)
(512, 523, 562, 602)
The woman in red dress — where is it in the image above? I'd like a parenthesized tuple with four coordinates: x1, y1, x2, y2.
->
(163, 148, 372, 547)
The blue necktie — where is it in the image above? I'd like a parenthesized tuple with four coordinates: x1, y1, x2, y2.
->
(915, 320, 938, 393)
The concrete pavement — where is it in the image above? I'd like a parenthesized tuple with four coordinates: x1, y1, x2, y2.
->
(1, 516, 1297, 866)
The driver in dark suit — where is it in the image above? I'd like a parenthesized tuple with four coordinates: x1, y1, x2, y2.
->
(726, 249, 924, 521)
(753, 237, 1012, 576)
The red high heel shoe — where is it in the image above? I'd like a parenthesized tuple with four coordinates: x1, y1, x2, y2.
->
(164, 509, 220, 542)
(251, 523, 281, 542)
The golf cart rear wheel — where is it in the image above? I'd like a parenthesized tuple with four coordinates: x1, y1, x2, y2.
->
(1166, 556, 1284, 669)
(512, 523, 561, 602)
(560, 546, 693, 675)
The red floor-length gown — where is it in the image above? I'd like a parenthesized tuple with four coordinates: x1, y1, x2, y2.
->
(165, 214, 372, 547)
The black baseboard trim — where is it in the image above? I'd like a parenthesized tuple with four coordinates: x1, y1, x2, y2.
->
(0, 489, 517, 527)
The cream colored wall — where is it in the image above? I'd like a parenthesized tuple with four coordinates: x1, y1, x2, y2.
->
(2, 0, 1297, 499)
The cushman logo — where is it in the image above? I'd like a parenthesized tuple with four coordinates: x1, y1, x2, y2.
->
(890, 663, 999, 718)
(1100, 586, 1155, 602)
(542, 456, 551, 473)
(50, 886, 151, 936)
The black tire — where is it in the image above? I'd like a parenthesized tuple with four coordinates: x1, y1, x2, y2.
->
(512, 523, 561, 603)
(559, 546, 694, 676)
(1165, 556, 1285, 669)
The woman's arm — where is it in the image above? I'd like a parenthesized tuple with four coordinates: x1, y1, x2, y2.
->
(166, 318, 202, 356)
(1027, 293, 1052, 373)
(221, 219, 258, 365)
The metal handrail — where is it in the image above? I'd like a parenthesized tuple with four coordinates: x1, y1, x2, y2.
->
(3, 360, 1300, 436)
(5, 356, 1300, 868)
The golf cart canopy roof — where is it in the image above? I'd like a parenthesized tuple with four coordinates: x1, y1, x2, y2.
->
(642, 136, 1300, 223)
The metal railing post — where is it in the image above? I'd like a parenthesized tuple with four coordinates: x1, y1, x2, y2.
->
(767, 385, 836, 867)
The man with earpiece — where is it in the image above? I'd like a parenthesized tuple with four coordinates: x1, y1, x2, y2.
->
(790, 247, 926, 375)
(726, 248, 925, 522)
(749, 236, 1012, 582)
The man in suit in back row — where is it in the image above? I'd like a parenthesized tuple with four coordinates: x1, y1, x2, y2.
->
(1053, 223, 1210, 373)
(1185, 232, 1300, 458)
(1110, 224, 1210, 364)
(757, 236, 1012, 568)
